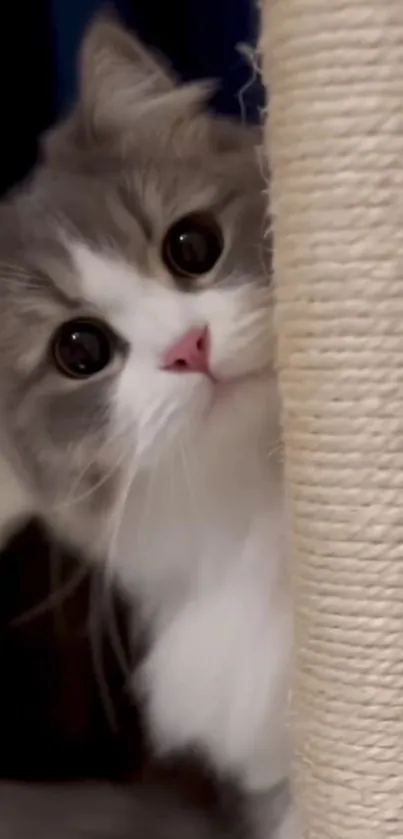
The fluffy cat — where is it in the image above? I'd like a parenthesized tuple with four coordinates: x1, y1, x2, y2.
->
(0, 16, 297, 839)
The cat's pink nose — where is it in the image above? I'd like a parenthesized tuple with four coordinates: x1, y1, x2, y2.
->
(162, 326, 210, 374)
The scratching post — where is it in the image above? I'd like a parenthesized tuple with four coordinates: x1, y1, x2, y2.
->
(261, 1, 403, 836)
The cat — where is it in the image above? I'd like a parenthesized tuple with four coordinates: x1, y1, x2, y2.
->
(0, 15, 297, 839)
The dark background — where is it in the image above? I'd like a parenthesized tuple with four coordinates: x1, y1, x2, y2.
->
(0, 519, 141, 781)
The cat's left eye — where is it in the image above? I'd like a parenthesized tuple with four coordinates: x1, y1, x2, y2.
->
(51, 318, 114, 379)
(162, 212, 224, 281)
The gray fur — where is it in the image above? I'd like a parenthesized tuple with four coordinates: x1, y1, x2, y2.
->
(0, 16, 278, 839)
(0, 15, 268, 553)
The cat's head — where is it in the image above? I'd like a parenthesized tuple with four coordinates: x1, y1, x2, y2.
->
(0, 17, 273, 553)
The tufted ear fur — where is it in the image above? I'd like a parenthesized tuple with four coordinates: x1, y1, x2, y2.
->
(42, 13, 260, 172)
(78, 13, 212, 135)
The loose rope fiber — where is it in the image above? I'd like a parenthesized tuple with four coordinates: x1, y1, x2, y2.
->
(260, 1, 403, 837)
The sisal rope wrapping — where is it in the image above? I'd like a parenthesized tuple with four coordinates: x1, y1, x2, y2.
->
(260, 1, 403, 836)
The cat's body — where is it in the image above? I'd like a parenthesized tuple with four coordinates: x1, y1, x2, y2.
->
(0, 16, 297, 839)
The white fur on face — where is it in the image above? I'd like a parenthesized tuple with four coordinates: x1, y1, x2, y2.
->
(71, 241, 274, 466)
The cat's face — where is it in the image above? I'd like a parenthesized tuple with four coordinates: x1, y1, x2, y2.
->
(0, 18, 273, 553)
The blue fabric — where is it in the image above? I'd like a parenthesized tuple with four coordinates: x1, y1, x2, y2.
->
(50, 0, 263, 122)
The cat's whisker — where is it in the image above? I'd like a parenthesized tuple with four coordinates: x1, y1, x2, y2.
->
(137, 458, 158, 545)
(137, 399, 183, 459)
(55, 431, 120, 510)
(10, 554, 89, 628)
(257, 239, 272, 280)
(179, 443, 204, 546)
(103, 450, 139, 577)
(103, 583, 132, 684)
(86, 443, 141, 723)
(87, 573, 119, 732)
(237, 307, 272, 332)
(55, 423, 134, 512)
(268, 439, 284, 461)
(56, 444, 129, 512)
(96, 449, 154, 686)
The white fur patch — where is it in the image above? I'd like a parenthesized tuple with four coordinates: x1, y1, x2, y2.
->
(141, 540, 292, 790)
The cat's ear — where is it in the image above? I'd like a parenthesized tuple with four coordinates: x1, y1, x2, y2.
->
(79, 14, 211, 133)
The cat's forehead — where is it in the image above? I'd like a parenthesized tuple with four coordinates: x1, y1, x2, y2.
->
(8, 139, 241, 268)
(0, 167, 202, 295)
(0, 144, 262, 309)
(0, 111, 266, 348)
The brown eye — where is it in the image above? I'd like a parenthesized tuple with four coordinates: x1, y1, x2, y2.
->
(52, 319, 113, 379)
(162, 213, 224, 280)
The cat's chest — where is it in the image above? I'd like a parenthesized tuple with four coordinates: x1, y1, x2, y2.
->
(117, 459, 270, 605)
(138, 550, 292, 793)
(117, 457, 290, 791)
(123, 489, 290, 792)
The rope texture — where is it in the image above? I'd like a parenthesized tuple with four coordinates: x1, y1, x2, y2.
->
(261, 2, 403, 836)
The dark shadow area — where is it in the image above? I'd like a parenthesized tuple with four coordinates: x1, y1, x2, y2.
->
(0, 519, 143, 782)
(0, 520, 232, 819)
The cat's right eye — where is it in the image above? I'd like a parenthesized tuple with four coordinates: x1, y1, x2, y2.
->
(52, 318, 114, 379)
(162, 212, 224, 281)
